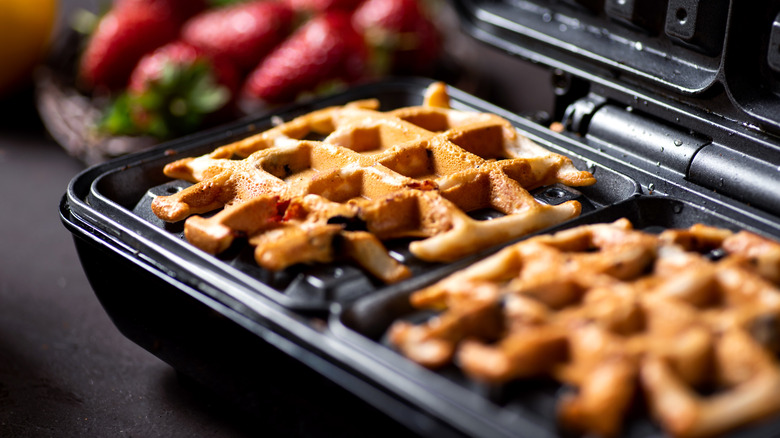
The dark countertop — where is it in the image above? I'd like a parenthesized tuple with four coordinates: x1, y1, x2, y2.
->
(0, 81, 267, 438)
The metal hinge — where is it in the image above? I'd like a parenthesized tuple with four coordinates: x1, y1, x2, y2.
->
(564, 95, 709, 178)
(562, 95, 780, 214)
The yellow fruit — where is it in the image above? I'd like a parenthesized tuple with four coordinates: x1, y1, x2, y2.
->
(0, 0, 58, 96)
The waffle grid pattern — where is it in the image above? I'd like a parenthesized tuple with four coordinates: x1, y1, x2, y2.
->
(151, 83, 596, 282)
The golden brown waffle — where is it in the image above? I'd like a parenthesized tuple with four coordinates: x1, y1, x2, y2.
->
(151, 82, 596, 282)
(389, 219, 780, 437)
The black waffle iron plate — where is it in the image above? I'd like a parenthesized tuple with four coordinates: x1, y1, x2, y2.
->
(62, 2, 780, 434)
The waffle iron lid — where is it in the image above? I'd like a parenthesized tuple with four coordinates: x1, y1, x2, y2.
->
(453, 0, 776, 126)
(452, 0, 780, 216)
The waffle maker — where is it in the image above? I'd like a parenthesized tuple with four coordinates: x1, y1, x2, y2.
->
(61, 1, 780, 437)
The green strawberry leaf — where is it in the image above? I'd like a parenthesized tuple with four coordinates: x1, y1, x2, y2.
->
(159, 62, 179, 90)
(362, 29, 400, 76)
(70, 9, 100, 35)
(191, 85, 230, 113)
(98, 60, 231, 139)
(99, 94, 137, 135)
(188, 69, 230, 113)
(206, 0, 250, 7)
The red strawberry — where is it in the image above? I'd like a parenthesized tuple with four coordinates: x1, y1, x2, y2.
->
(352, 0, 441, 75)
(181, 1, 294, 72)
(145, 0, 205, 21)
(101, 41, 239, 138)
(353, 0, 421, 31)
(283, 0, 364, 14)
(243, 12, 368, 104)
(79, 0, 206, 90)
(128, 41, 238, 94)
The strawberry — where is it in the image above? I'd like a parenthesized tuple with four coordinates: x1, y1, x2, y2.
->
(389, 14, 440, 75)
(352, 0, 441, 75)
(243, 12, 368, 104)
(127, 41, 239, 94)
(181, 1, 294, 72)
(101, 41, 239, 138)
(353, 0, 421, 31)
(79, 0, 206, 90)
(283, 0, 364, 14)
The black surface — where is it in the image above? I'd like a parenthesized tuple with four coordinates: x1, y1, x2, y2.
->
(62, 216, 423, 438)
